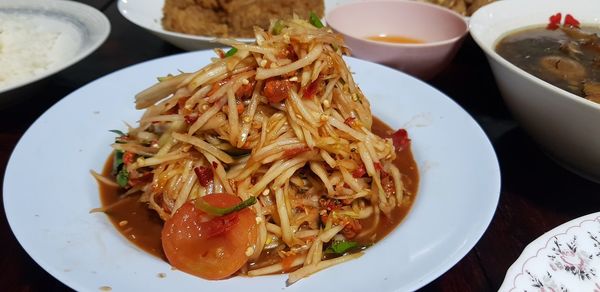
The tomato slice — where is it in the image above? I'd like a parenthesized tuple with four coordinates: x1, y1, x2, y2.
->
(391, 129, 410, 152)
(161, 193, 258, 280)
(263, 78, 293, 103)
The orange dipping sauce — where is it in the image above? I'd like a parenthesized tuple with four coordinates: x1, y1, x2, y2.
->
(367, 35, 424, 44)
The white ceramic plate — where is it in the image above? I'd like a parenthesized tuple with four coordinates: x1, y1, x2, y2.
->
(500, 212, 600, 291)
(0, 0, 110, 96)
(117, 0, 357, 50)
(4, 51, 500, 292)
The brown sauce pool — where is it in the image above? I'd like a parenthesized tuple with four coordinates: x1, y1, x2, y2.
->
(495, 26, 600, 101)
(99, 117, 419, 265)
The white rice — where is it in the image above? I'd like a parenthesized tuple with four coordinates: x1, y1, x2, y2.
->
(0, 12, 82, 91)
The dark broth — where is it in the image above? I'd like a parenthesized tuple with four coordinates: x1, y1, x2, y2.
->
(495, 26, 600, 100)
(99, 117, 419, 268)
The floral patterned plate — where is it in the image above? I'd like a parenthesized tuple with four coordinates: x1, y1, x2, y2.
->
(500, 212, 600, 291)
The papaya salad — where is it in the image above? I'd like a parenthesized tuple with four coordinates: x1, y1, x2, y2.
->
(92, 15, 418, 284)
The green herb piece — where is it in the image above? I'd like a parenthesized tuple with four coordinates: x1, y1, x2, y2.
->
(225, 47, 238, 57)
(309, 12, 324, 28)
(109, 129, 126, 136)
(112, 150, 124, 175)
(195, 196, 257, 216)
(325, 240, 358, 254)
(116, 167, 129, 188)
(272, 20, 284, 35)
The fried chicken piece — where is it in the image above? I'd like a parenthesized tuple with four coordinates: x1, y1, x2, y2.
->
(162, 0, 324, 38)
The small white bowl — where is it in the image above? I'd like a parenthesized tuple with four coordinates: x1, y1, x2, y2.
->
(470, 0, 600, 182)
(118, 0, 356, 51)
(0, 0, 110, 106)
(326, 0, 468, 79)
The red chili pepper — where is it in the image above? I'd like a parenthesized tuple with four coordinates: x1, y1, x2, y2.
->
(194, 166, 213, 187)
(283, 147, 310, 158)
(564, 14, 580, 28)
(547, 12, 562, 30)
(391, 129, 410, 152)
(344, 117, 356, 127)
(352, 164, 367, 178)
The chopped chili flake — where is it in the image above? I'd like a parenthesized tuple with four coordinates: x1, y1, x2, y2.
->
(547, 12, 562, 30)
(344, 117, 356, 127)
(212, 161, 218, 169)
(319, 198, 341, 212)
(184, 113, 198, 124)
(302, 78, 321, 99)
(564, 14, 580, 28)
(194, 166, 213, 187)
(352, 164, 367, 178)
(235, 80, 255, 99)
(278, 44, 298, 61)
(123, 152, 135, 165)
(216, 48, 226, 59)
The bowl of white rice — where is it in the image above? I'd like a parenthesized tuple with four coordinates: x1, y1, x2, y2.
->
(0, 0, 110, 105)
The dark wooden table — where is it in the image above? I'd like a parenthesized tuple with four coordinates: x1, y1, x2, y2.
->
(2, 1, 599, 291)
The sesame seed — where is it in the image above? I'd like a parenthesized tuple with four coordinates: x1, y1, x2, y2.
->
(262, 189, 270, 196)
(242, 78, 249, 85)
(288, 76, 298, 82)
(118, 220, 128, 227)
(260, 59, 267, 67)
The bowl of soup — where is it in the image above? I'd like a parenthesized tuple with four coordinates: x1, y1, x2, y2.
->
(470, 0, 600, 182)
(326, 0, 468, 80)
